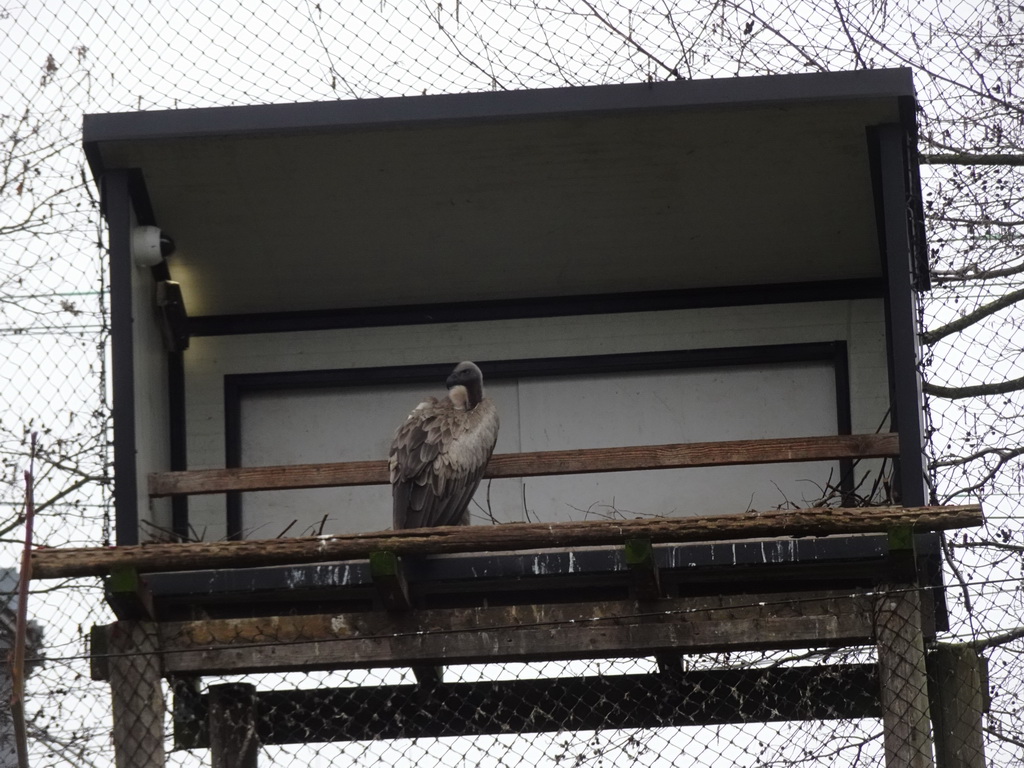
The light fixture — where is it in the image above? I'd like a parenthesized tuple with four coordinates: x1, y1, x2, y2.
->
(131, 226, 176, 268)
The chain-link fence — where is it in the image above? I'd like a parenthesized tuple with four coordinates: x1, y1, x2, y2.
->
(2, 1, 1022, 766)
(88, 583, 978, 768)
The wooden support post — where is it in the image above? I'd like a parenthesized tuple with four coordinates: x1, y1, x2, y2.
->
(886, 526, 918, 583)
(624, 538, 683, 673)
(106, 566, 156, 619)
(624, 538, 662, 601)
(369, 551, 412, 610)
(370, 551, 443, 687)
(929, 645, 987, 768)
(108, 621, 165, 768)
(875, 586, 934, 768)
(90, 624, 110, 681)
(170, 676, 204, 752)
(209, 683, 259, 768)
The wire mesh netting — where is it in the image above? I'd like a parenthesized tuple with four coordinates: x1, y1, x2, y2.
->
(93, 593, 971, 768)
(1, 1, 1022, 766)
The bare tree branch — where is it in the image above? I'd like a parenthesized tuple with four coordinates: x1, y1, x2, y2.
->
(976, 627, 1024, 652)
(580, 0, 684, 80)
(33, 476, 93, 516)
(831, 0, 867, 69)
(920, 285, 1024, 345)
(930, 214, 1024, 229)
(932, 260, 1024, 285)
(722, 2, 828, 72)
(924, 375, 1024, 400)
(952, 540, 1024, 554)
(984, 725, 1024, 750)
(932, 445, 1024, 469)
(922, 153, 1024, 166)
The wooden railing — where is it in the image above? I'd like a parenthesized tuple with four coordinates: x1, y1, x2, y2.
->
(31, 504, 981, 579)
(148, 432, 900, 497)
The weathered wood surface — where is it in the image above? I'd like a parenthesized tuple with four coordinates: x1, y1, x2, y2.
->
(148, 433, 900, 497)
(875, 585, 935, 768)
(108, 621, 165, 768)
(208, 683, 259, 768)
(31, 504, 981, 580)
(155, 591, 876, 675)
(929, 644, 987, 768)
(176, 665, 882, 746)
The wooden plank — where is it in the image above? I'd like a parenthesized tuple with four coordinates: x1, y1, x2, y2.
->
(208, 683, 258, 768)
(89, 624, 110, 681)
(108, 621, 166, 768)
(148, 433, 900, 497)
(156, 591, 876, 675)
(30, 504, 982, 580)
(875, 585, 934, 768)
(176, 665, 881, 747)
(368, 551, 443, 686)
(169, 676, 203, 752)
(929, 645, 987, 768)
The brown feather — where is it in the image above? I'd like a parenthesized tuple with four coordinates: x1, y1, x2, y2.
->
(390, 363, 499, 529)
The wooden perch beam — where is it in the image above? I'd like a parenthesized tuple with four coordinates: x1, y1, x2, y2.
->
(148, 433, 900, 497)
(31, 504, 981, 580)
(155, 590, 877, 675)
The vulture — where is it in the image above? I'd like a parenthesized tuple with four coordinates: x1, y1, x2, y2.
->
(389, 361, 500, 530)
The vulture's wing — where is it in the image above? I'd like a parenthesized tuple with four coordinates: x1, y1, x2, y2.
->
(389, 398, 448, 528)
(428, 398, 499, 526)
(390, 398, 499, 528)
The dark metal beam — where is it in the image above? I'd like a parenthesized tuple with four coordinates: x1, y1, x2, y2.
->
(874, 123, 928, 507)
(188, 279, 884, 337)
(84, 68, 914, 157)
(175, 666, 881, 748)
(104, 169, 139, 547)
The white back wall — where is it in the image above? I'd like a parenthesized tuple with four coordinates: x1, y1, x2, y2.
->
(182, 299, 889, 541)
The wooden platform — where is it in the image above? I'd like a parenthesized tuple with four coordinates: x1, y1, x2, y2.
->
(74, 505, 982, 768)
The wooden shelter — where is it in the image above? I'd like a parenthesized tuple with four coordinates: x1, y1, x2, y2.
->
(86, 66, 931, 545)
(72, 67, 985, 767)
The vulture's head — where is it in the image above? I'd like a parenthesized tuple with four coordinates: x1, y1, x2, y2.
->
(446, 361, 485, 410)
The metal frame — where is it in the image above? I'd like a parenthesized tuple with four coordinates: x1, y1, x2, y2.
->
(219, 342, 853, 541)
(189, 278, 883, 337)
(871, 122, 928, 507)
(99, 70, 929, 571)
(168, 351, 188, 539)
(104, 170, 139, 547)
(83, 68, 917, 170)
